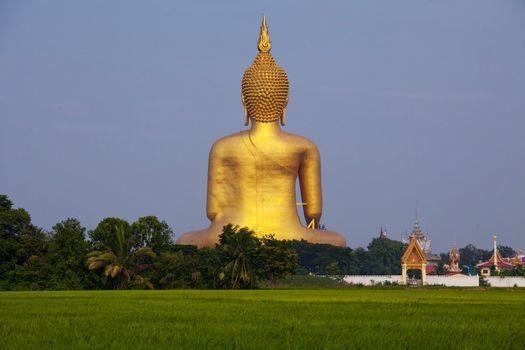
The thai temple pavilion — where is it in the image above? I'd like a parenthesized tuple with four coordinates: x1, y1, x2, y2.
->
(406, 219, 441, 274)
(476, 235, 525, 276)
(446, 243, 462, 275)
(401, 233, 428, 284)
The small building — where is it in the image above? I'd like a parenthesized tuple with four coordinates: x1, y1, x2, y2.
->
(476, 235, 515, 276)
(405, 219, 440, 274)
(401, 233, 427, 285)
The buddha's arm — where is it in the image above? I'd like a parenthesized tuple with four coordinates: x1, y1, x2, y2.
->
(298, 144, 323, 227)
(206, 144, 222, 222)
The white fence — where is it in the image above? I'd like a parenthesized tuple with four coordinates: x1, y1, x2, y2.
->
(343, 275, 402, 286)
(426, 275, 479, 287)
(486, 276, 525, 287)
(342, 275, 525, 287)
(343, 275, 478, 286)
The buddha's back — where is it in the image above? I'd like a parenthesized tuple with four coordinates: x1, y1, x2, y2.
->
(176, 17, 346, 247)
(207, 129, 315, 237)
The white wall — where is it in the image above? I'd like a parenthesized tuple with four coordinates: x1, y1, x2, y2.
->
(486, 276, 525, 287)
(343, 275, 402, 286)
(343, 275, 478, 286)
(342, 275, 525, 287)
(426, 275, 479, 287)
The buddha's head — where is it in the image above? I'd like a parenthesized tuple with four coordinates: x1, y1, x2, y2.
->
(242, 16, 289, 126)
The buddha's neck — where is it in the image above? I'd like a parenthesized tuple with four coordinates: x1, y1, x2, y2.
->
(249, 120, 281, 137)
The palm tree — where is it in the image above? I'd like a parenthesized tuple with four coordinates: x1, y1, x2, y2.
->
(219, 225, 259, 289)
(87, 223, 155, 289)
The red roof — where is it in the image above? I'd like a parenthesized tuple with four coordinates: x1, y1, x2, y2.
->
(426, 265, 438, 274)
(476, 251, 515, 269)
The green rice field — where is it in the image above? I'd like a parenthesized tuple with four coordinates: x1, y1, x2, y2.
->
(1, 288, 524, 349)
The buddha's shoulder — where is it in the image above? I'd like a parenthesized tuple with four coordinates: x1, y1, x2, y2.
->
(210, 132, 246, 152)
(280, 131, 319, 151)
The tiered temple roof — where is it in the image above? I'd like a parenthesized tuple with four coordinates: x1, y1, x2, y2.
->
(407, 218, 440, 274)
(476, 252, 515, 269)
(476, 236, 517, 270)
(401, 233, 427, 268)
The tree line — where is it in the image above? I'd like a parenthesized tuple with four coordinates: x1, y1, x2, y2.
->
(0, 193, 300, 290)
(1, 195, 521, 290)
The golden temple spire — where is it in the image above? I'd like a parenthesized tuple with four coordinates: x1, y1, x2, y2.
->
(257, 15, 272, 53)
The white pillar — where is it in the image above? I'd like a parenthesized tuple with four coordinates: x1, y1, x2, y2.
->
(401, 264, 407, 285)
(421, 264, 427, 285)
(493, 235, 499, 272)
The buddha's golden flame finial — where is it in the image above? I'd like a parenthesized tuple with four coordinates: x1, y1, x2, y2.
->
(257, 15, 271, 53)
(242, 16, 288, 125)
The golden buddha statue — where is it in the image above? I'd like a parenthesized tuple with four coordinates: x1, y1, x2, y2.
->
(177, 16, 346, 247)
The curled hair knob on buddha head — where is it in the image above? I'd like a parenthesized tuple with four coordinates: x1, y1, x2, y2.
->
(241, 16, 289, 126)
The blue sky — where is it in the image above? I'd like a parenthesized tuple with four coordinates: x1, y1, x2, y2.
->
(1, 0, 524, 252)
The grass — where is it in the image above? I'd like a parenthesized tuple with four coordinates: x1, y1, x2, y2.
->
(1, 288, 524, 349)
(263, 274, 350, 288)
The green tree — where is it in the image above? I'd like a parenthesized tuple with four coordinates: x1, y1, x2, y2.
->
(0, 195, 32, 241)
(0, 195, 50, 290)
(290, 240, 355, 275)
(515, 265, 525, 277)
(87, 222, 156, 289)
(493, 265, 525, 277)
(363, 238, 405, 275)
(16, 226, 48, 264)
(459, 244, 490, 270)
(0, 195, 42, 267)
(131, 216, 173, 253)
(47, 218, 90, 289)
(352, 247, 368, 274)
(196, 247, 227, 289)
(495, 245, 516, 258)
(218, 224, 259, 289)
(89, 217, 131, 251)
(148, 244, 200, 289)
(151, 250, 201, 289)
(255, 235, 298, 287)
